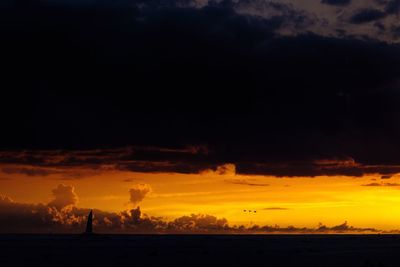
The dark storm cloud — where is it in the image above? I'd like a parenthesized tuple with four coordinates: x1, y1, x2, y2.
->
(391, 25, 400, 38)
(349, 8, 386, 24)
(350, 0, 400, 24)
(384, 0, 400, 14)
(374, 21, 386, 31)
(236, 159, 400, 177)
(321, 0, 351, 6)
(4, 149, 400, 177)
(1, 0, 400, 178)
(2, 167, 61, 176)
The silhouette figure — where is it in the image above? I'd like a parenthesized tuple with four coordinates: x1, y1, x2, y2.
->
(85, 210, 93, 234)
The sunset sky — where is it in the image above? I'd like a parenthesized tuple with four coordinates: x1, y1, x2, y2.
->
(2, 150, 400, 232)
(1, 0, 400, 233)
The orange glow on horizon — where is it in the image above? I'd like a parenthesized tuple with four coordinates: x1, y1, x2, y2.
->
(1, 163, 400, 231)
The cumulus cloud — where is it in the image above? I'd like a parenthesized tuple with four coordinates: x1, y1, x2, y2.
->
(129, 184, 151, 206)
(215, 164, 236, 175)
(48, 184, 78, 209)
(0, 186, 387, 234)
(201, 164, 237, 176)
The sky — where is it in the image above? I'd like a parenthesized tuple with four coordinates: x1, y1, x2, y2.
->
(1, 0, 400, 233)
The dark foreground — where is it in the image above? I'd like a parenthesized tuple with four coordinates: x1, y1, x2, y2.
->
(1, 234, 399, 267)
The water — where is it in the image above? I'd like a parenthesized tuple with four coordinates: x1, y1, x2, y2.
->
(0, 234, 398, 267)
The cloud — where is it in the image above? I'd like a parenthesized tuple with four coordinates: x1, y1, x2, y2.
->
(349, 8, 386, 24)
(123, 178, 137, 182)
(321, 0, 351, 6)
(384, 183, 400, 186)
(214, 164, 236, 175)
(2, 1, 400, 178)
(315, 221, 378, 233)
(5, 150, 400, 178)
(201, 164, 237, 176)
(362, 182, 382, 186)
(384, 0, 400, 14)
(246, 221, 379, 234)
(263, 207, 289, 210)
(225, 178, 269, 187)
(2, 167, 61, 176)
(0, 195, 13, 203)
(362, 182, 400, 186)
(0, 187, 386, 233)
(236, 158, 400, 178)
(48, 184, 78, 209)
(168, 214, 228, 232)
(391, 25, 400, 39)
(349, 0, 400, 24)
(129, 184, 151, 206)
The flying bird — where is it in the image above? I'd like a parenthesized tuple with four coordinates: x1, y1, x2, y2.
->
(243, 209, 257, 213)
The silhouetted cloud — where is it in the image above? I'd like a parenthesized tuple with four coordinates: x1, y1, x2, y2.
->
(4, 150, 400, 178)
(384, 183, 400, 186)
(362, 182, 400, 186)
(48, 184, 78, 209)
(2, 167, 61, 176)
(362, 182, 382, 186)
(129, 184, 151, 206)
(263, 207, 290, 210)
(225, 179, 269, 187)
(246, 221, 379, 234)
(0, 187, 385, 233)
(316, 221, 378, 233)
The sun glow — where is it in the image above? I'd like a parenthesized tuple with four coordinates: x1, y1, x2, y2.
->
(2, 163, 400, 231)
